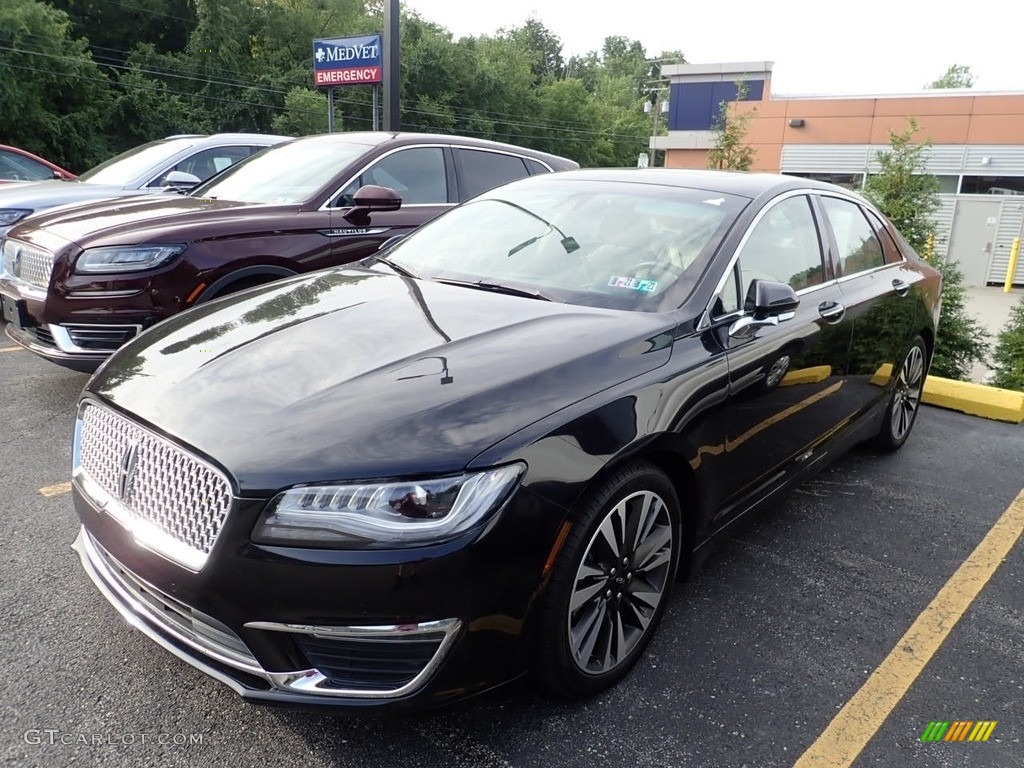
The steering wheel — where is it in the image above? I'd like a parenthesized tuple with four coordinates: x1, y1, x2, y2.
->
(625, 259, 684, 284)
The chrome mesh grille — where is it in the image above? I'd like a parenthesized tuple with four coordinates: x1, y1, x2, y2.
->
(77, 402, 233, 569)
(2, 238, 54, 288)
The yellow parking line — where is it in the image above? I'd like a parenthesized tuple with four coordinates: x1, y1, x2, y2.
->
(794, 487, 1024, 768)
(0, 346, 23, 353)
(39, 482, 72, 497)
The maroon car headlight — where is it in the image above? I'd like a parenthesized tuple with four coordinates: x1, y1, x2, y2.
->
(75, 244, 185, 274)
(252, 463, 526, 549)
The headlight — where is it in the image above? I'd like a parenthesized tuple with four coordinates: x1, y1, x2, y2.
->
(0, 209, 31, 226)
(252, 463, 526, 549)
(75, 244, 185, 274)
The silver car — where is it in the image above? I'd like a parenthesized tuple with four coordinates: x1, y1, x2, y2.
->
(0, 133, 290, 236)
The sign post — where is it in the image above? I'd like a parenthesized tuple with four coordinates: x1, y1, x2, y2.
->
(313, 34, 383, 132)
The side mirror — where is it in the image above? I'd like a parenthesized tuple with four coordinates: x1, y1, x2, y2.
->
(729, 280, 800, 340)
(343, 184, 402, 223)
(162, 170, 201, 190)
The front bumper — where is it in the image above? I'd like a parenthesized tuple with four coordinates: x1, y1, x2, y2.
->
(72, 480, 563, 710)
(73, 527, 466, 706)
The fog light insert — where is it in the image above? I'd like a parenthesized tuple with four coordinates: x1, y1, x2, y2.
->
(245, 618, 462, 698)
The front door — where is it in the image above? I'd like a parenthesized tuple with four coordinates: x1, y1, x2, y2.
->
(947, 199, 1002, 287)
(709, 193, 854, 527)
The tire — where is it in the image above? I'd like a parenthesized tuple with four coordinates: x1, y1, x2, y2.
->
(534, 460, 681, 699)
(872, 335, 928, 452)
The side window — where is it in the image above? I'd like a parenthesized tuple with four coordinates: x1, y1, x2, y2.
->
(335, 147, 447, 206)
(714, 263, 742, 316)
(0, 151, 53, 181)
(454, 149, 530, 200)
(736, 195, 825, 304)
(864, 209, 905, 265)
(150, 146, 253, 187)
(820, 197, 885, 275)
(524, 158, 551, 175)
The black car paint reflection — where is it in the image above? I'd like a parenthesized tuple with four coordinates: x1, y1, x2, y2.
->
(72, 169, 942, 711)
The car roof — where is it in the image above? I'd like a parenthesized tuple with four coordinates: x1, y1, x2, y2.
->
(185, 133, 293, 145)
(290, 131, 579, 166)
(546, 167, 855, 199)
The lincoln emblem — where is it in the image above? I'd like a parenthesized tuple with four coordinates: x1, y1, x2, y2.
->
(117, 440, 140, 501)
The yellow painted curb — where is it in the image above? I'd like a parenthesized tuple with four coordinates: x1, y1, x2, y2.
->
(870, 364, 1024, 424)
(923, 376, 1024, 424)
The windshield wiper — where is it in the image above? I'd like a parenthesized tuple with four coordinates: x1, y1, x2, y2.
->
(373, 255, 420, 280)
(435, 278, 556, 302)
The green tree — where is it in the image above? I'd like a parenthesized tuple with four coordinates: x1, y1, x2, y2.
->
(0, 0, 115, 170)
(926, 64, 974, 89)
(270, 86, 329, 135)
(863, 118, 938, 253)
(864, 117, 988, 381)
(707, 81, 756, 171)
(990, 297, 1024, 391)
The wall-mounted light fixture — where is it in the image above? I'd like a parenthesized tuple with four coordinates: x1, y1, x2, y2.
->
(788, 118, 806, 128)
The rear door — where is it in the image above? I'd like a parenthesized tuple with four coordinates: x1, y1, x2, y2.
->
(817, 194, 923, 417)
(451, 148, 537, 201)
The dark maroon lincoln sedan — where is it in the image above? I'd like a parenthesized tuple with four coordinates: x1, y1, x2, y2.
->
(70, 169, 941, 712)
(0, 132, 576, 371)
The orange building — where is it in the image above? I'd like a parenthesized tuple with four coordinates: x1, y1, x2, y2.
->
(651, 62, 1024, 286)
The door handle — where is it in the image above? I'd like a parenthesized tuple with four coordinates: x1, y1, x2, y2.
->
(817, 300, 846, 323)
(892, 279, 910, 297)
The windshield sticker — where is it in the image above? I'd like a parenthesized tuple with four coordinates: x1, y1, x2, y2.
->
(609, 276, 658, 292)
(702, 197, 726, 206)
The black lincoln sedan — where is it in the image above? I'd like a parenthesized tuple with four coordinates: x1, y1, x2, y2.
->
(70, 169, 942, 711)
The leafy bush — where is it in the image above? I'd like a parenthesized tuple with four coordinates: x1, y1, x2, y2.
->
(991, 296, 1024, 391)
(928, 258, 990, 381)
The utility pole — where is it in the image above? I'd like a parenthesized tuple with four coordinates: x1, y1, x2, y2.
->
(383, 0, 400, 131)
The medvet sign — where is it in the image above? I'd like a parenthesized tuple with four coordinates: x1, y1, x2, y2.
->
(313, 34, 382, 86)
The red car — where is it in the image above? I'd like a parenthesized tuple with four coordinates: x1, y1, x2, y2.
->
(0, 145, 76, 183)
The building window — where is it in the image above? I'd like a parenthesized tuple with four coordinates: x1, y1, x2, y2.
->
(960, 176, 1024, 195)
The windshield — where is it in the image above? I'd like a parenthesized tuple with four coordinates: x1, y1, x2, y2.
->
(78, 138, 198, 186)
(192, 139, 371, 205)
(380, 178, 746, 312)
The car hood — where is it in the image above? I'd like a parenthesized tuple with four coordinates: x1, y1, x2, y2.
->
(0, 179, 136, 214)
(9, 194, 273, 249)
(87, 269, 675, 495)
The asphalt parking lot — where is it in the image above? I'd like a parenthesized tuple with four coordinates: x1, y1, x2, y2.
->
(2, 329, 1022, 768)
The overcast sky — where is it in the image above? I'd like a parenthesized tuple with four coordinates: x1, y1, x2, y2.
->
(403, 0, 1021, 96)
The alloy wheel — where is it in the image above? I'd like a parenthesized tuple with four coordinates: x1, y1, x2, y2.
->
(567, 490, 674, 675)
(891, 344, 924, 441)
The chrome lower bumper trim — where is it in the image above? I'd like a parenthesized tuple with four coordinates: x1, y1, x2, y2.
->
(73, 527, 462, 700)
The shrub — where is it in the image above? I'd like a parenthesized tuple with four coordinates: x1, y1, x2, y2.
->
(928, 258, 990, 381)
(991, 296, 1024, 391)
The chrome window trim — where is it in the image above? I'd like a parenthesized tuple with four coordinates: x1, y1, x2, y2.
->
(140, 142, 263, 190)
(244, 618, 463, 700)
(319, 143, 552, 212)
(453, 145, 555, 172)
(835, 261, 903, 284)
(49, 323, 142, 354)
(319, 143, 451, 212)
(700, 188, 837, 330)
